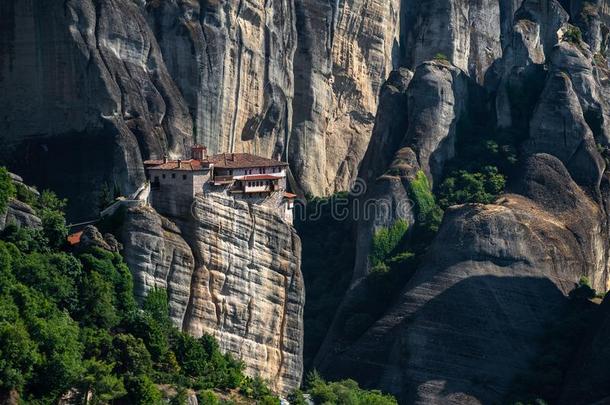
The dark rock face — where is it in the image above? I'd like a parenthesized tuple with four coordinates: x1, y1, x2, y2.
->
(0, 0, 191, 219)
(560, 297, 610, 404)
(316, 1, 610, 403)
(320, 155, 608, 403)
(525, 71, 605, 189)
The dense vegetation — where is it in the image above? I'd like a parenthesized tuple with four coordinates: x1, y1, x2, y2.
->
(436, 127, 518, 209)
(289, 371, 397, 405)
(1, 171, 399, 404)
(0, 172, 278, 404)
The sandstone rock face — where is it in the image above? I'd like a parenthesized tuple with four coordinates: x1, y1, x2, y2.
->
(182, 194, 304, 395)
(404, 61, 469, 184)
(290, 0, 402, 195)
(0, 0, 191, 219)
(401, 0, 503, 83)
(121, 205, 196, 331)
(146, 0, 295, 158)
(121, 196, 304, 395)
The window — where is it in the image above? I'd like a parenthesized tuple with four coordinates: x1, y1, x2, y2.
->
(183, 174, 187, 180)
(162, 174, 166, 179)
(262, 168, 266, 174)
(229, 169, 233, 175)
(154, 176, 159, 182)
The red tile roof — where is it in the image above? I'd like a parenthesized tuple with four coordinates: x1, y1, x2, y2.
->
(208, 153, 288, 169)
(145, 153, 287, 171)
(146, 159, 210, 171)
(284, 192, 298, 199)
(67, 231, 83, 246)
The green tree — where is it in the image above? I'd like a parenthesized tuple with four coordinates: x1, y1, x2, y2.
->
(79, 271, 120, 329)
(0, 320, 40, 392)
(13, 252, 82, 314)
(26, 309, 84, 401)
(438, 166, 506, 209)
(40, 209, 68, 250)
(79, 358, 126, 404)
(143, 288, 172, 330)
(124, 375, 163, 405)
(0, 168, 16, 215)
(111, 334, 153, 376)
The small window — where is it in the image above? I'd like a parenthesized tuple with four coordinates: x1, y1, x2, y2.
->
(162, 174, 166, 179)
(229, 169, 233, 175)
(183, 174, 187, 180)
(172, 173, 176, 179)
(154, 176, 159, 182)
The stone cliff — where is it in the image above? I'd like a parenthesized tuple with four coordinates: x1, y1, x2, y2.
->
(0, 0, 404, 211)
(315, 1, 610, 403)
(8, 0, 610, 403)
(121, 194, 304, 395)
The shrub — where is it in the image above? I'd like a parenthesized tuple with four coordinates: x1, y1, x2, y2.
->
(288, 389, 308, 405)
(563, 26, 583, 44)
(438, 166, 506, 209)
(369, 220, 409, 267)
(305, 370, 397, 405)
(569, 276, 597, 300)
(124, 375, 163, 405)
(0, 167, 15, 215)
(14, 182, 38, 207)
(434, 53, 449, 62)
(409, 171, 444, 235)
(198, 389, 220, 405)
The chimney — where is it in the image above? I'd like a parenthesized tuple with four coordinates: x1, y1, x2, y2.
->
(177, 159, 182, 169)
(163, 154, 168, 164)
(191, 144, 207, 161)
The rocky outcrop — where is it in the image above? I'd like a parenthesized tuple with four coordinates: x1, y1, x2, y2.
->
(181, 194, 304, 395)
(0, 173, 42, 231)
(316, 2, 610, 403)
(290, 0, 402, 195)
(0, 0, 191, 218)
(78, 225, 122, 253)
(146, 0, 295, 158)
(0, 199, 41, 231)
(319, 154, 609, 403)
(401, 0, 503, 83)
(121, 196, 304, 395)
(121, 205, 196, 329)
(525, 71, 605, 189)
